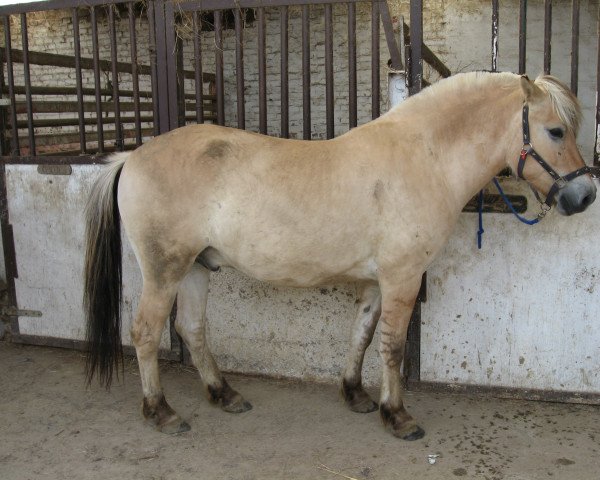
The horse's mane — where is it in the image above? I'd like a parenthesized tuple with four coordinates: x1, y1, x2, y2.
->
(398, 71, 582, 135)
(534, 75, 581, 134)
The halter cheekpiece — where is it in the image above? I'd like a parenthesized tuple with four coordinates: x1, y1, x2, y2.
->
(517, 104, 600, 208)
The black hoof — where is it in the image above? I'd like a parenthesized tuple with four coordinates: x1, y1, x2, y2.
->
(222, 399, 253, 414)
(402, 425, 425, 441)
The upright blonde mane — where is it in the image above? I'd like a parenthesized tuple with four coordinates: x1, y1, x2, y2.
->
(534, 75, 582, 134)
(394, 71, 582, 135)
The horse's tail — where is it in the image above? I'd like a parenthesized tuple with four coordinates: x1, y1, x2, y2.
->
(83, 152, 128, 388)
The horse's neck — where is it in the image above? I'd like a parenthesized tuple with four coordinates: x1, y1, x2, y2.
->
(407, 81, 521, 210)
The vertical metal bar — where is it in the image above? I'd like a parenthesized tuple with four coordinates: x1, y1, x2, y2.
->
(518, 0, 527, 74)
(491, 0, 499, 72)
(234, 8, 245, 129)
(594, 11, 600, 166)
(4, 16, 19, 155)
(0, 163, 19, 336)
(371, 1, 380, 119)
(91, 6, 104, 152)
(176, 35, 185, 128)
(302, 5, 311, 140)
(128, 3, 142, 146)
(154, 0, 171, 134)
(570, 0, 580, 95)
(192, 11, 204, 124)
(108, 6, 123, 150)
(258, 7, 267, 135)
(148, 0, 160, 136)
(20, 13, 35, 156)
(164, 1, 178, 131)
(0, 53, 5, 156)
(544, 0, 552, 75)
(409, 0, 423, 95)
(214, 10, 225, 126)
(72, 8, 86, 153)
(325, 4, 334, 139)
(280, 6, 289, 138)
(348, 3, 357, 129)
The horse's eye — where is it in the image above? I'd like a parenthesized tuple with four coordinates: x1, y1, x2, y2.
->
(548, 128, 564, 140)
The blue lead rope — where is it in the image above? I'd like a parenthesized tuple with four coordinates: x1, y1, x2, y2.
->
(478, 178, 541, 249)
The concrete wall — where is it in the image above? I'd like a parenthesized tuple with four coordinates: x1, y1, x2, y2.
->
(4, 1, 600, 395)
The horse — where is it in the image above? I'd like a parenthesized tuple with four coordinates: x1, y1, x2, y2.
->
(83, 72, 597, 440)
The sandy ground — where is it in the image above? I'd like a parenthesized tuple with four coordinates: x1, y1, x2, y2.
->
(1, 342, 599, 480)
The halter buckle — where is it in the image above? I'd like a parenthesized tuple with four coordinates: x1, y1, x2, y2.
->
(520, 144, 531, 161)
(555, 177, 568, 189)
(537, 202, 552, 219)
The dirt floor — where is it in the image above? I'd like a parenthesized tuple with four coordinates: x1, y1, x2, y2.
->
(1, 342, 599, 480)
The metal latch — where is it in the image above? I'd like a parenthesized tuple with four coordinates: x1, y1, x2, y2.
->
(0, 306, 42, 317)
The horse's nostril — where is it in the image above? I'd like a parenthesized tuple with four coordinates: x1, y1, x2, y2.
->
(582, 193, 595, 209)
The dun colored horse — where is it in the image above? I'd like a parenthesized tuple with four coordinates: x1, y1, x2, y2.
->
(84, 72, 597, 440)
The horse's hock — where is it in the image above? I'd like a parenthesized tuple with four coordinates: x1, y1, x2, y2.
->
(1, 0, 600, 403)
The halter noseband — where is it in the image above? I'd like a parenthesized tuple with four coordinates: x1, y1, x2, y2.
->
(517, 104, 600, 208)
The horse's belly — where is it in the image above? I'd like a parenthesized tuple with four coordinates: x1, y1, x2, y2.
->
(200, 245, 378, 287)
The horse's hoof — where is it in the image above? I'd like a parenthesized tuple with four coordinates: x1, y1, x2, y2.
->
(222, 399, 253, 414)
(348, 397, 378, 413)
(380, 403, 425, 440)
(341, 379, 378, 413)
(400, 425, 425, 441)
(156, 419, 191, 435)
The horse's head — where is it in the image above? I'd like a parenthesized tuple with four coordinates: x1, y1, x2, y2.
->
(507, 75, 597, 216)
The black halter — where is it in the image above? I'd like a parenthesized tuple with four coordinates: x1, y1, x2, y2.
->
(517, 104, 600, 208)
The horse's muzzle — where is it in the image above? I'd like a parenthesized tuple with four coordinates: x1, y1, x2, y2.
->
(556, 177, 597, 216)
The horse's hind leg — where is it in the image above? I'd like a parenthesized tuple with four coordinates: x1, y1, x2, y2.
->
(131, 275, 192, 434)
(341, 283, 381, 413)
(175, 263, 252, 413)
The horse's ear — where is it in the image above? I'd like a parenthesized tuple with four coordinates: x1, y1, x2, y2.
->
(520, 75, 543, 102)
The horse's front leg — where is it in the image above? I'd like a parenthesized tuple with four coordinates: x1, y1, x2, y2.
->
(378, 275, 425, 440)
(341, 282, 381, 413)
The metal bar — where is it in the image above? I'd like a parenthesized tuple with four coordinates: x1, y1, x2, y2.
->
(90, 6, 104, 152)
(0, 47, 212, 81)
(72, 8, 86, 153)
(570, 0, 580, 95)
(348, 3, 357, 129)
(491, 0, 499, 72)
(0, 165, 18, 335)
(177, 0, 363, 12)
(379, 0, 402, 70)
(192, 11, 204, 124)
(371, 0, 380, 118)
(20, 13, 35, 156)
(258, 7, 267, 134)
(148, 0, 159, 136)
(595, 10, 600, 166)
(154, 0, 171, 134)
(302, 5, 311, 139)
(0, 49, 5, 156)
(128, 3, 142, 146)
(409, 0, 423, 95)
(280, 6, 289, 138)
(215, 10, 225, 126)
(1, 155, 115, 165)
(108, 6, 123, 150)
(325, 4, 334, 139)
(3, 16, 19, 155)
(234, 8, 245, 129)
(518, 0, 527, 74)
(164, 1, 178, 131)
(176, 34, 185, 128)
(0, 0, 138, 16)
(544, 0, 552, 75)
